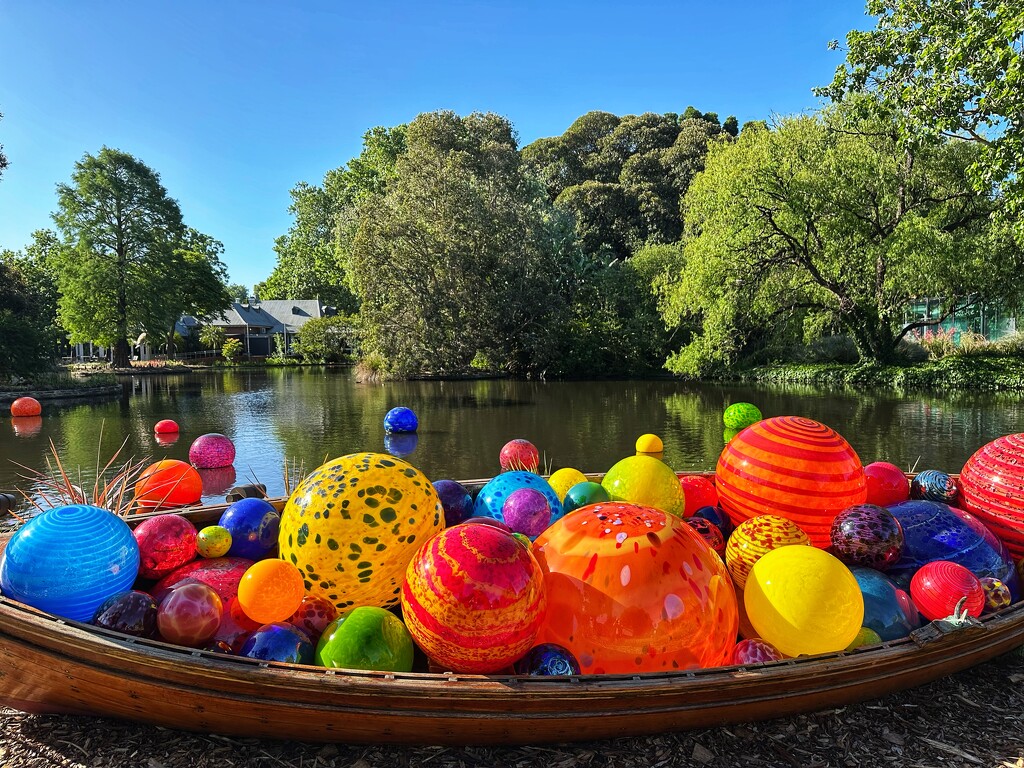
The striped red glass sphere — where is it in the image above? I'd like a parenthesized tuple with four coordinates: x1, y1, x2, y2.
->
(910, 560, 985, 621)
(959, 433, 1024, 559)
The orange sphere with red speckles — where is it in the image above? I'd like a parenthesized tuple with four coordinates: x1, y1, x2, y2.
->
(11, 397, 41, 417)
(533, 502, 738, 674)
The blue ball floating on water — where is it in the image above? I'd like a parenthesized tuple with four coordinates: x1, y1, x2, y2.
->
(218, 497, 280, 560)
(384, 406, 418, 433)
(0, 504, 140, 622)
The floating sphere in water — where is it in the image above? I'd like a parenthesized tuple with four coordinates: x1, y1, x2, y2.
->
(157, 582, 223, 647)
(279, 453, 443, 611)
(723, 402, 762, 430)
(602, 455, 685, 518)
(288, 594, 339, 643)
(547, 468, 589, 502)
(562, 481, 610, 514)
(219, 497, 279, 560)
(153, 419, 179, 434)
(432, 479, 475, 527)
(717, 416, 866, 547)
(502, 488, 552, 539)
(849, 566, 921, 641)
(864, 462, 910, 507)
(500, 439, 540, 473)
(725, 515, 810, 591)
(514, 643, 582, 676)
(731, 638, 783, 665)
(134, 460, 203, 509)
(830, 504, 904, 571)
(959, 433, 1024, 559)
(92, 590, 158, 638)
(196, 526, 233, 559)
(315, 606, 415, 672)
(10, 397, 42, 418)
(383, 406, 418, 433)
(133, 514, 197, 579)
(744, 546, 864, 657)
(237, 559, 306, 625)
(680, 476, 718, 517)
(403, 524, 546, 673)
(635, 434, 663, 454)
(189, 433, 236, 469)
(474, 471, 564, 527)
(910, 560, 985, 621)
(239, 622, 314, 664)
(0, 504, 140, 622)
(534, 502, 737, 673)
(911, 470, 960, 505)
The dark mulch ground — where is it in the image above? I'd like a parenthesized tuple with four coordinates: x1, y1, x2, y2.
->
(3, 651, 1024, 768)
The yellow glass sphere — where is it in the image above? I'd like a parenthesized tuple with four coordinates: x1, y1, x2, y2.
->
(744, 546, 864, 657)
(279, 453, 443, 611)
(725, 515, 810, 590)
(635, 433, 664, 453)
(602, 455, 685, 517)
(547, 468, 590, 502)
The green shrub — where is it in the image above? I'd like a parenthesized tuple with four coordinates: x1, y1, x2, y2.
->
(221, 338, 243, 363)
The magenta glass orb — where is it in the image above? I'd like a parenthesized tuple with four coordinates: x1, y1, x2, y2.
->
(731, 638, 784, 665)
(188, 433, 236, 469)
(157, 582, 224, 647)
(133, 514, 198, 579)
(502, 488, 552, 538)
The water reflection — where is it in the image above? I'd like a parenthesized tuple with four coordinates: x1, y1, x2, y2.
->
(384, 432, 420, 458)
(11, 416, 43, 439)
(0, 370, 1021, 511)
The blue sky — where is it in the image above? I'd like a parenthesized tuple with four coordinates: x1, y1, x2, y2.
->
(0, 1, 870, 291)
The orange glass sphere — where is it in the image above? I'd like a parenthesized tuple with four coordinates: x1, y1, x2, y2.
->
(134, 459, 203, 509)
(725, 515, 810, 590)
(10, 397, 41, 417)
(237, 559, 306, 624)
(716, 416, 866, 548)
(533, 502, 738, 674)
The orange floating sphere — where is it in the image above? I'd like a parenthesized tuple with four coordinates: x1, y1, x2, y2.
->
(959, 433, 1024, 559)
(237, 559, 306, 624)
(134, 459, 203, 509)
(154, 419, 179, 434)
(533, 502, 738, 674)
(716, 416, 866, 548)
(725, 515, 810, 591)
(10, 397, 41, 417)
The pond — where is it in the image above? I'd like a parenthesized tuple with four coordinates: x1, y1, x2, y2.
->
(2, 369, 1023, 513)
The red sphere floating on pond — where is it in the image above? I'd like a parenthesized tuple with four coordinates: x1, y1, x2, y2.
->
(134, 459, 203, 509)
(189, 433, 236, 469)
(133, 514, 198, 579)
(533, 502, 738, 674)
(959, 433, 1024, 559)
(10, 397, 41, 417)
(401, 523, 546, 674)
(864, 462, 910, 507)
(154, 419, 179, 434)
(716, 416, 867, 548)
(910, 560, 985, 621)
(499, 439, 540, 473)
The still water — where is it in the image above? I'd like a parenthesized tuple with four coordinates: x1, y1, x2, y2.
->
(2, 369, 1023, 510)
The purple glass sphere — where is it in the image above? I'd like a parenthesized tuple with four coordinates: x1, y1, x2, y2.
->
(501, 487, 552, 539)
(189, 433, 236, 469)
(239, 622, 314, 664)
(433, 479, 474, 527)
(92, 590, 159, 638)
(731, 638, 784, 665)
(830, 504, 904, 571)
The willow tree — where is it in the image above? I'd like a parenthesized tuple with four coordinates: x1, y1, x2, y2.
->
(663, 112, 1024, 375)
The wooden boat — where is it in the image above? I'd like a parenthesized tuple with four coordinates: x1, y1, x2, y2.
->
(2, 481, 1024, 746)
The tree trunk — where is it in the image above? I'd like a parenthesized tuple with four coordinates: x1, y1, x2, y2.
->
(112, 338, 131, 368)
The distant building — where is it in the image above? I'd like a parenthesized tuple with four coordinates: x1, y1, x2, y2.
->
(178, 298, 336, 357)
(903, 299, 1017, 342)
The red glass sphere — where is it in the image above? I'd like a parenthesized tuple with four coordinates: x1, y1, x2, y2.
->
(157, 582, 223, 647)
(864, 461, 910, 507)
(133, 514, 198, 579)
(680, 475, 719, 516)
(134, 460, 203, 509)
(910, 560, 985, 621)
(154, 419, 179, 434)
(499, 439, 540, 473)
(10, 397, 41, 417)
(716, 416, 866, 548)
(959, 433, 1024, 559)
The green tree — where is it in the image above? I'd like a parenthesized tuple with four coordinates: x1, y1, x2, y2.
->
(0, 255, 52, 376)
(227, 283, 249, 301)
(664, 112, 1024, 374)
(221, 337, 242, 363)
(199, 324, 226, 351)
(821, 0, 1024, 231)
(351, 111, 575, 377)
(52, 148, 187, 368)
(293, 314, 362, 363)
(160, 228, 232, 353)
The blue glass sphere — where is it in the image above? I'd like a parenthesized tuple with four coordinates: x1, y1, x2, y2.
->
(514, 643, 582, 676)
(850, 566, 921, 641)
(693, 504, 734, 539)
(0, 504, 140, 622)
(473, 471, 564, 529)
(384, 432, 419, 458)
(239, 622, 314, 664)
(433, 479, 474, 527)
(383, 406, 418, 433)
(910, 470, 960, 505)
(218, 497, 280, 560)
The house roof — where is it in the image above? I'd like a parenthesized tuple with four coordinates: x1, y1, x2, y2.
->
(176, 299, 330, 336)
(254, 300, 326, 333)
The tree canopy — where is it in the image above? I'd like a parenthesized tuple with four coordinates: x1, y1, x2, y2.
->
(661, 112, 1024, 375)
(821, 0, 1024, 232)
(0, 253, 53, 376)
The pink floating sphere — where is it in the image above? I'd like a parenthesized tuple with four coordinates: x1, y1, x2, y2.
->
(499, 439, 540, 473)
(133, 514, 198, 579)
(502, 488, 552, 538)
(189, 433, 236, 469)
(154, 419, 179, 434)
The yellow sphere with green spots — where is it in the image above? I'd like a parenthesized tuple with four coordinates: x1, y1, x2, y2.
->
(279, 453, 443, 611)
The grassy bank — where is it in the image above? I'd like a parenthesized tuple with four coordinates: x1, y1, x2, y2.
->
(720, 355, 1024, 392)
(2, 372, 118, 392)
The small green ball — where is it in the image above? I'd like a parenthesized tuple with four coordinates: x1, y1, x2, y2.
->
(845, 626, 882, 651)
(723, 402, 763, 430)
(315, 606, 414, 672)
(196, 525, 232, 558)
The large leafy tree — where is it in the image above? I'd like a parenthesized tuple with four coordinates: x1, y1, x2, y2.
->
(821, 0, 1024, 231)
(351, 111, 575, 377)
(663, 112, 1024, 374)
(0, 253, 53, 376)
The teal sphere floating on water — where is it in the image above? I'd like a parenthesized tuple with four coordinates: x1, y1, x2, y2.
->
(0, 504, 140, 622)
(384, 406, 418, 433)
(723, 402, 762, 430)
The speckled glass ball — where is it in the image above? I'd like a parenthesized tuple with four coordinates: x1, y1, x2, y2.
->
(196, 526, 232, 559)
(188, 433, 236, 469)
(499, 439, 540, 473)
(10, 396, 42, 417)
(725, 515, 810, 591)
(980, 576, 1012, 613)
(514, 643, 582, 676)
(684, 517, 726, 558)
(279, 453, 443, 611)
(402, 523, 547, 673)
(723, 402, 762, 430)
(601, 455, 685, 518)
(474, 471, 565, 528)
(502, 488, 552, 539)
(133, 514, 198, 579)
(829, 504, 904, 571)
(731, 638, 783, 665)
(534, 502, 738, 674)
(288, 594, 339, 643)
(383, 406, 418, 433)
(959, 433, 1024, 559)
(911, 470, 960, 505)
